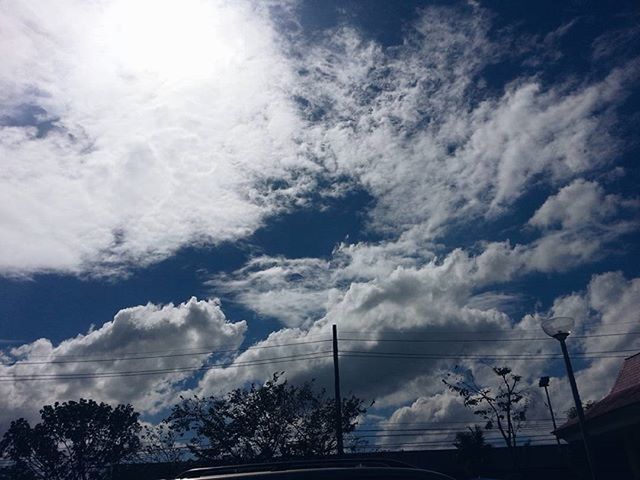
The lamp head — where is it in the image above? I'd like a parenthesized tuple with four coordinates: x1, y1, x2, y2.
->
(539, 376, 550, 387)
(542, 316, 575, 341)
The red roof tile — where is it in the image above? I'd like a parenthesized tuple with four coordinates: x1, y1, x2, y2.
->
(610, 352, 640, 394)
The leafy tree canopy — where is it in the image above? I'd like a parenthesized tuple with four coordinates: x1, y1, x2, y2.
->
(453, 426, 492, 477)
(137, 422, 186, 466)
(166, 372, 368, 461)
(0, 398, 141, 480)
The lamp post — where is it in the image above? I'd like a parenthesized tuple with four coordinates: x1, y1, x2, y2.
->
(538, 376, 561, 446)
(542, 316, 596, 480)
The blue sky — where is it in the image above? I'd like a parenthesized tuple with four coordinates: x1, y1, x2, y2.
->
(1, 0, 639, 447)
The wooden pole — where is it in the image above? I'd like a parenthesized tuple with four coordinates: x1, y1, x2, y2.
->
(332, 324, 344, 455)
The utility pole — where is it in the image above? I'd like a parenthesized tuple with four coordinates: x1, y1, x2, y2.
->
(332, 324, 344, 455)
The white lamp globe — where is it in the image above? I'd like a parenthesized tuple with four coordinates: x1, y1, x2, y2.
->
(542, 316, 575, 339)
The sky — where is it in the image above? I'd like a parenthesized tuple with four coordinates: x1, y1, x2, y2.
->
(1, 0, 639, 449)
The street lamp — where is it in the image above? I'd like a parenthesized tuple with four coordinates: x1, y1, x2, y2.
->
(538, 376, 560, 446)
(542, 316, 596, 480)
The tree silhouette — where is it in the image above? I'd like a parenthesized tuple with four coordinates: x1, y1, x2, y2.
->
(0, 399, 140, 480)
(138, 422, 186, 466)
(566, 400, 596, 419)
(166, 372, 368, 461)
(443, 366, 529, 454)
(453, 425, 492, 477)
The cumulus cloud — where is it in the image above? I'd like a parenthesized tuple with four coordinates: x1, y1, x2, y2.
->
(560, 272, 640, 401)
(363, 271, 640, 447)
(364, 392, 477, 449)
(195, 235, 640, 447)
(0, 297, 246, 429)
(196, 243, 528, 407)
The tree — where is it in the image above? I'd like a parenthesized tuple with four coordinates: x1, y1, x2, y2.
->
(138, 422, 186, 466)
(453, 426, 492, 477)
(166, 372, 368, 461)
(566, 400, 596, 419)
(0, 399, 141, 480)
(443, 366, 529, 453)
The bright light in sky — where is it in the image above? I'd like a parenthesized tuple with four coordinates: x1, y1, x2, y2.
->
(101, 0, 237, 81)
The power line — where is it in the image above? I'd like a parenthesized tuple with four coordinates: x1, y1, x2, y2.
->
(369, 418, 565, 425)
(1, 339, 332, 366)
(5, 330, 635, 365)
(363, 425, 560, 431)
(3, 345, 635, 381)
(7, 334, 333, 359)
(0, 351, 333, 382)
(342, 345, 640, 356)
(356, 426, 557, 433)
(339, 350, 633, 360)
(355, 431, 554, 439)
(340, 331, 640, 343)
(353, 436, 558, 449)
(339, 320, 640, 335)
(356, 432, 556, 439)
(9, 325, 636, 362)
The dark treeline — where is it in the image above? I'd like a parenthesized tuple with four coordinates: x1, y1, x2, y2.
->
(1, 365, 552, 480)
(0, 373, 368, 480)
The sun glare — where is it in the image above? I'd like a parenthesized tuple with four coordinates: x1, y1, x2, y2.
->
(101, 0, 236, 81)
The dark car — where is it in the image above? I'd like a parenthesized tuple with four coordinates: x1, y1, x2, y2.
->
(173, 458, 455, 480)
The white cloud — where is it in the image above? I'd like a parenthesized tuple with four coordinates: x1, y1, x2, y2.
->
(573, 273, 640, 396)
(209, 256, 337, 328)
(521, 179, 638, 271)
(195, 236, 640, 445)
(370, 267, 640, 446)
(529, 179, 634, 230)
(2, 2, 637, 277)
(3, 255, 638, 446)
(375, 392, 477, 448)
(0, 297, 246, 428)
(196, 245, 525, 406)
(292, 7, 638, 237)
(215, 180, 637, 328)
(0, 0, 316, 276)
(525, 271, 640, 421)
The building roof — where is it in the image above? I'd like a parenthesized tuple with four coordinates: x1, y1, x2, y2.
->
(610, 352, 640, 394)
(555, 352, 640, 439)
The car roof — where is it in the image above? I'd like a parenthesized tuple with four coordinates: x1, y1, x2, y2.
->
(176, 458, 418, 478)
(178, 466, 454, 480)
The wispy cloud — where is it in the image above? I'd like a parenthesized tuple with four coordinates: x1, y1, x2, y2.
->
(209, 256, 336, 328)
(289, 6, 638, 238)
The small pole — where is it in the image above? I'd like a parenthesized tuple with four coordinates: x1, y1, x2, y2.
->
(332, 324, 344, 455)
(543, 384, 561, 446)
(559, 337, 597, 480)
